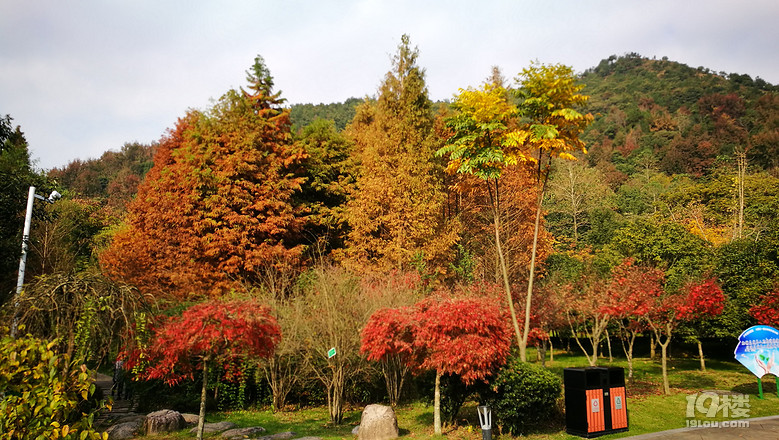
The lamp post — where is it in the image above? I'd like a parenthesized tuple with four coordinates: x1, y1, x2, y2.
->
(477, 405, 492, 440)
(10, 186, 60, 338)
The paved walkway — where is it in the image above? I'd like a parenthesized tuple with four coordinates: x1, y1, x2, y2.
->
(619, 415, 779, 439)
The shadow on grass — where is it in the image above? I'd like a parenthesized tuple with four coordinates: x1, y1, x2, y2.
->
(672, 373, 716, 390)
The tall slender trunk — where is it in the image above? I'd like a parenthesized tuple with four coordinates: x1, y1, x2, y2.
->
(606, 329, 613, 363)
(197, 359, 209, 440)
(522, 154, 550, 362)
(434, 371, 442, 435)
(488, 181, 523, 352)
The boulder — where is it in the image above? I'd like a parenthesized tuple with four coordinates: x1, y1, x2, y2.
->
(181, 413, 200, 426)
(222, 426, 267, 439)
(357, 405, 398, 440)
(106, 419, 144, 440)
(144, 409, 185, 435)
(190, 421, 239, 434)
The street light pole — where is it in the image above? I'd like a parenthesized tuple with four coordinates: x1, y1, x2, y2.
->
(11, 186, 60, 338)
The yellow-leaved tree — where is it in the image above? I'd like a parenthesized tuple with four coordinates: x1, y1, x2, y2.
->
(438, 62, 592, 361)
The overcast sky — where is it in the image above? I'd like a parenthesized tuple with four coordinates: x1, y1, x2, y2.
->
(2, 0, 778, 170)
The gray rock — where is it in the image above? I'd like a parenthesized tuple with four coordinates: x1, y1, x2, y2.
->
(106, 419, 143, 440)
(144, 409, 185, 435)
(190, 421, 239, 434)
(294, 437, 322, 440)
(222, 426, 267, 439)
(352, 425, 360, 435)
(181, 413, 200, 426)
(358, 405, 398, 440)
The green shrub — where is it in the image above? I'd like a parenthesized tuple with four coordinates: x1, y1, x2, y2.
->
(484, 359, 562, 435)
(0, 330, 107, 439)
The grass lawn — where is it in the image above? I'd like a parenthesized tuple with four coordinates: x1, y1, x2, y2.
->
(140, 349, 779, 440)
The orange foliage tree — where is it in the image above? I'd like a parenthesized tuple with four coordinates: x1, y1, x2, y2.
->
(342, 35, 458, 278)
(100, 56, 306, 298)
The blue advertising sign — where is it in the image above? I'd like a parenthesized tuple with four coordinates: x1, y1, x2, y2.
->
(734, 325, 779, 378)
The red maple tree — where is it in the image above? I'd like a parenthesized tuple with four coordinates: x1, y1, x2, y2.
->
(645, 277, 724, 394)
(360, 293, 511, 434)
(749, 290, 779, 327)
(360, 306, 419, 406)
(414, 294, 511, 434)
(601, 259, 664, 380)
(128, 299, 280, 440)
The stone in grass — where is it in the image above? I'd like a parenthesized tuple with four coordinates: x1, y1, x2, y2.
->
(144, 409, 185, 435)
(181, 413, 200, 426)
(106, 419, 144, 440)
(358, 404, 398, 440)
(221, 426, 267, 439)
(190, 421, 239, 434)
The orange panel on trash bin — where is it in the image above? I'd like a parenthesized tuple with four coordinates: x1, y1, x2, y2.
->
(610, 386, 628, 429)
(586, 389, 605, 433)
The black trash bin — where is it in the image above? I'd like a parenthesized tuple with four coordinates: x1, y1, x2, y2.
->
(564, 367, 628, 438)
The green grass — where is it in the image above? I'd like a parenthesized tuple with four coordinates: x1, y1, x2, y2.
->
(139, 348, 779, 440)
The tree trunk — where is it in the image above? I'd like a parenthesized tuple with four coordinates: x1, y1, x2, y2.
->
(606, 329, 613, 363)
(488, 183, 523, 353)
(697, 339, 706, 372)
(660, 340, 670, 395)
(522, 159, 550, 362)
(650, 333, 656, 360)
(550, 337, 554, 362)
(197, 359, 208, 440)
(434, 371, 442, 435)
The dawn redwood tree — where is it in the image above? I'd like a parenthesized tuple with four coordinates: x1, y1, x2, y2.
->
(100, 56, 306, 298)
(128, 299, 280, 440)
(343, 35, 458, 278)
(413, 295, 512, 434)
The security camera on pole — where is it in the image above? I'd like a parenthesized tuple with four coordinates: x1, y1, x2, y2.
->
(11, 186, 61, 338)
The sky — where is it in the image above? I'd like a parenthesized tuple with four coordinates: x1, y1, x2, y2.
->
(2, 0, 778, 171)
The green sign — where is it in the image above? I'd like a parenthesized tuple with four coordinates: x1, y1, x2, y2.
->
(327, 347, 337, 358)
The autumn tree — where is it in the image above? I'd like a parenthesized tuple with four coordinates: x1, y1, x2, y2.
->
(295, 266, 375, 425)
(413, 294, 511, 435)
(361, 306, 418, 406)
(750, 289, 779, 327)
(128, 299, 280, 440)
(100, 56, 306, 298)
(644, 278, 725, 394)
(679, 278, 725, 371)
(601, 259, 665, 380)
(438, 79, 527, 354)
(438, 63, 591, 361)
(343, 35, 458, 278)
(559, 273, 612, 367)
